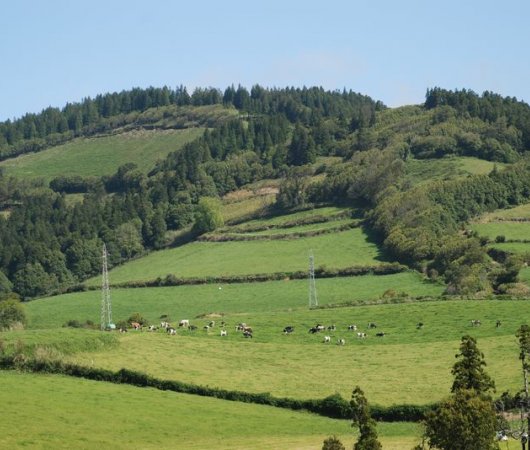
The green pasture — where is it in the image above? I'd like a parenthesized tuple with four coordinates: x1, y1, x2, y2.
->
(477, 202, 530, 222)
(27, 272, 444, 329)
(471, 221, 530, 241)
(0, 372, 424, 450)
(221, 193, 276, 223)
(405, 156, 502, 186)
(225, 218, 358, 236)
(490, 242, 530, 256)
(25, 296, 530, 405)
(87, 227, 387, 285)
(0, 128, 203, 182)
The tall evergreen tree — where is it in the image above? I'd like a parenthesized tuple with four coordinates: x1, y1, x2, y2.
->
(350, 386, 382, 450)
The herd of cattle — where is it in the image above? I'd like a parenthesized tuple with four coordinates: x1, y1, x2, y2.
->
(120, 318, 500, 345)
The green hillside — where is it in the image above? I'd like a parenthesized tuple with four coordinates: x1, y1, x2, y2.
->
(0, 127, 203, 182)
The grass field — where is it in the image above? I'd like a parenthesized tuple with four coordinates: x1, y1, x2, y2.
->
(472, 222, 530, 241)
(225, 218, 358, 236)
(27, 273, 444, 329)
(221, 193, 276, 223)
(490, 242, 530, 256)
(0, 371, 427, 450)
(0, 128, 203, 182)
(477, 202, 530, 222)
(87, 227, 387, 285)
(24, 296, 529, 405)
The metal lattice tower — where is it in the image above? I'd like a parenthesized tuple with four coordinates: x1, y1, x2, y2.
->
(308, 250, 318, 309)
(101, 243, 112, 330)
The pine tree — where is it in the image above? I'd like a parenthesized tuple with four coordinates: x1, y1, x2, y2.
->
(350, 386, 382, 450)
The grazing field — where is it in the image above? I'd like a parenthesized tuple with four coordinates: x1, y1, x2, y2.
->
(0, 128, 203, 182)
(225, 218, 358, 236)
(521, 267, 530, 284)
(27, 273, 444, 329)
(87, 227, 387, 285)
(478, 202, 530, 221)
(221, 193, 276, 223)
(471, 221, 530, 241)
(25, 297, 529, 405)
(0, 372, 422, 450)
(490, 242, 530, 257)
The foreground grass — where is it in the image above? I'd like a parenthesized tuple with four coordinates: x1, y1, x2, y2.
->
(27, 273, 444, 329)
(0, 371, 424, 450)
(50, 299, 530, 406)
(0, 128, 203, 182)
(87, 228, 387, 285)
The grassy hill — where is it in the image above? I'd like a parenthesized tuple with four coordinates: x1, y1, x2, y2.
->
(0, 127, 203, 182)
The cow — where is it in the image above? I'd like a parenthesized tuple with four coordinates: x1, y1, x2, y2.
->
(496, 320, 502, 328)
(316, 324, 325, 332)
(220, 330, 227, 337)
(471, 319, 482, 327)
(376, 332, 385, 337)
(148, 325, 158, 332)
(160, 321, 170, 329)
(131, 322, 141, 330)
(368, 322, 377, 329)
(119, 327, 127, 333)
(337, 338, 345, 345)
(327, 324, 336, 331)
(283, 326, 294, 334)
(243, 330, 253, 338)
(203, 325, 210, 331)
(357, 332, 367, 339)
(167, 327, 176, 335)
(348, 324, 357, 331)
(242, 326, 253, 334)
(323, 335, 331, 343)
(209, 321, 215, 328)
(188, 325, 197, 331)
(416, 322, 424, 330)
(309, 327, 319, 334)
(236, 323, 247, 331)
(178, 319, 190, 328)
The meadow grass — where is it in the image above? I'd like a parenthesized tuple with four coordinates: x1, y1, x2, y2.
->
(521, 267, 530, 284)
(27, 272, 444, 329)
(0, 371, 425, 449)
(86, 227, 387, 285)
(477, 202, 530, 221)
(490, 242, 530, 256)
(471, 221, 530, 240)
(0, 128, 203, 182)
(221, 193, 276, 223)
(27, 297, 530, 405)
(224, 218, 358, 236)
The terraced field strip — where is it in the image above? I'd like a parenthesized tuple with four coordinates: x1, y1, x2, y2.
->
(221, 193, 276, 223)
(225, 218, 358, 236)
(29, 272, 442, 328)
(489, 242, 530, 257)
(471, 221, 530, 241)
(478, 202, 530, 222)
(0, 372, 425, 449)
(0, 128, 203, 182)
(87, 227, 387, 285)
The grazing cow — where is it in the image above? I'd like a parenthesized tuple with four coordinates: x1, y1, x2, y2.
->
(309, 327, 319, 334)
(203, 325, 210, 331)
(236, 323, 247, 331)
(337, 338, 345, 345)
(243, 330, 253, 338)
(188, 325, 197, 331)
(131, 322, 141, 330)
(220, 321, 226, 328)
(416, 322, 424, 330)
(160, 321, 170, 329)
(119, 327, 128, 333)
(376, 332, 385, 337)
(242, 326, 253, 334)
(283, 326, 294, 334)
(471, 319, 482, 327)
(209, 321, 215, 328)
(368, 322, 377, 329)
(316, 325, 325, 332)
(327, 324, 336, 331)
(357, 332, 367, 339)
(347, 324, 357, 331)
(178, 319, 190, 328)
(220, 330, 227, 337)
(148, 325, 158, 332)
(323, 335, 331, 343)
(167, 327, 176, 335)
(496, 320, 502, 328)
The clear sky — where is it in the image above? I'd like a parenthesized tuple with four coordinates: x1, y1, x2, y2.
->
(1, 0, 529, 121)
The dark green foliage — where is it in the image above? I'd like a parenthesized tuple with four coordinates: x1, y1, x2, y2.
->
(287, 123, 316, 166)
(192, 197, 224, 234)
(350, 386, 382, 450)
(423, 389, 499, 450)
(451, 336, 495, 394)
(322, 435, 346, 450)
(0, 299, 26, 330)
(276, 168, 311, 210)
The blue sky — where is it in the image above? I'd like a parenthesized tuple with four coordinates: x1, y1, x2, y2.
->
(1, 0, 529, 120)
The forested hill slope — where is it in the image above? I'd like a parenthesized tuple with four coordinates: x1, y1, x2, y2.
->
(0, 85, 529, 301)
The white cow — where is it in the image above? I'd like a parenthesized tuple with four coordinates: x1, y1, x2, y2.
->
(178, 319, 190, 328)
(220, 330, 227, 337)
(323, 335, 331, 343)
(337, 338, 345, 346)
